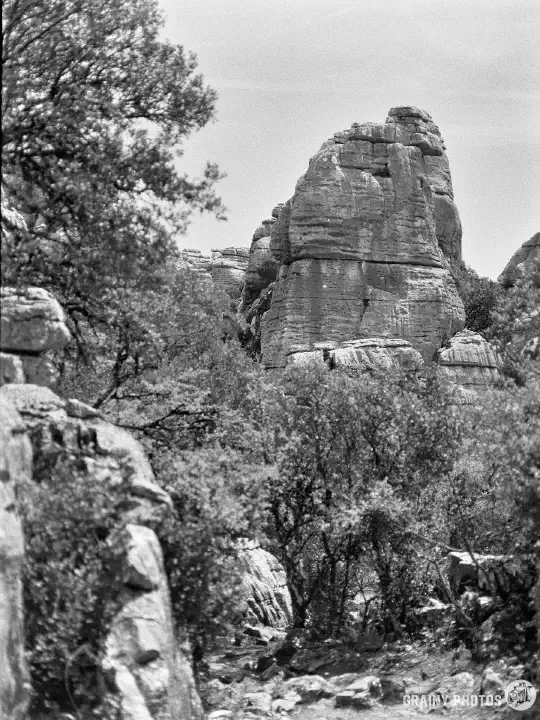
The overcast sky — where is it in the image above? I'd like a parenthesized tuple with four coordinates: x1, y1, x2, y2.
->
(158, 0, 539, 279)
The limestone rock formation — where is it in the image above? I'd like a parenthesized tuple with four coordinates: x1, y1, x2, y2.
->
(237, 540, 292, 628)
(259, 107, 465, 368)
(1, 286, 71, 386)
(0, 396, 31, 720)
(0, 383, 203, 720)
(498, 232, 540, 287)
(210, 247, 249, 299)
(437, 329, 501, 392)
(288, 338, 423, 373)
(242, 205, 282, 304)
(178, 247, 250, 299)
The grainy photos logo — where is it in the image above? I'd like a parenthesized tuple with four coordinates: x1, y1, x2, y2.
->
(505, 680, 537, 711)
(403, 680, 537, 712)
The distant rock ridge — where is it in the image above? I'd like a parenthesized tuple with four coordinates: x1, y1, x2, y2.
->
(498, 232, 540, 288)
(179, 246, 250, 299)
(253, 106, 465, 369)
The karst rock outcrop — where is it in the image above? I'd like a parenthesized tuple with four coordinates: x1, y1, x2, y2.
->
(179, 246, 250, 299)
(254, 106, 466, 369)
(0, 287, 71, 386)
(237, 540, 293, 628)
(436, 329, 501, 402)
(0, 287, 204, 720)
(498, 232, 540, 288)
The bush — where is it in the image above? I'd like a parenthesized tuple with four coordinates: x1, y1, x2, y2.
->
(20, 455, 128, 716)
(155, 448, 268, 667)
(254, 363, 464, 635)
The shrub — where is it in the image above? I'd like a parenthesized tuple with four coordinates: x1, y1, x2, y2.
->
(20, 454, 128, 716)
(155, 448, 268, 667)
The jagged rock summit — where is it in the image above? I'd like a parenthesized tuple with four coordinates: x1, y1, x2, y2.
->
(258, 106, 466, 369)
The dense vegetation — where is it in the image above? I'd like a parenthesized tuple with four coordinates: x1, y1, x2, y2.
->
(2, 0, 539, 716)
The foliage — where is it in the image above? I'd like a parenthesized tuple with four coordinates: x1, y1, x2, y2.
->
(1, 0, 224, 334)
(51, 263, 256, 456)
(450, 260, 500, 334)
(155, 448, 269, 664)
(252, 363, 464, 634)
(489, 255, 540, 384)
(20, 454, 128, 715)
(438, 382, 540, 663)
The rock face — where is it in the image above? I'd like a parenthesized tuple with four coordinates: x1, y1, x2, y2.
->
(0, 397, 31, 720)
(288, 338, 423, 373)
(259, 107, 465, 368)
(498, 232, 540, 287)
(1, 286, 71, 386)
(242, 206, 282, 305)
(179, 247, 250, 299)
(0, 383, 203, 720)
(210, 247, 250, 299)
(437, 329, 501, 397)
(237, 541, 292, 628)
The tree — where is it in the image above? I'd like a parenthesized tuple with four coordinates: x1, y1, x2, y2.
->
(1, 0, 225, 330)
(20, 455, 128, 715)
(254, 363, 464, 634)
(489, 256, 540, 383)
(449, 260, 500, 334)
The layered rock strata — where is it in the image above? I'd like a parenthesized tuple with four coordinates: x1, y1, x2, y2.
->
(498, 232, 540, 288)
(1, 383, 203, 720)
(288, 338, 423, 373)
(437, 329, 501, 387)
(260, 106, 465, 368)
(178, 247, 250, 299)
(1, 287, 71, 386)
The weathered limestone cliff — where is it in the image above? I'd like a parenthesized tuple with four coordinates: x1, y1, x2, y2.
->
(0, 288, 204, 720)
(257, 106, 466, 369)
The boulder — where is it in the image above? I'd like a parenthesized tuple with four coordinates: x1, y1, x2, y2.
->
(258, 107, 465, 368)
(334, 675, 382, 709)
(446, 551, 506, 594)
(283, 675, 336, 703)
(237, 540, 292, 628)
(0, 286, 71, 387)
(0, 397, 31, 720)
(0, 286, 71, 353)
(437, 329, 501, 393)
(288, 337, 423, 373)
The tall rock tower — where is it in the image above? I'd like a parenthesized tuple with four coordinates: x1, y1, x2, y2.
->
(259, 106, 465, 368)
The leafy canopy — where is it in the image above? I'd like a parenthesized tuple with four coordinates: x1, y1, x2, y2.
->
(2, 0, 225, 322)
